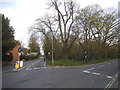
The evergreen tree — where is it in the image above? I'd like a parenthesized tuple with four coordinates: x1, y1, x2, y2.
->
(2, 14, 16, 61)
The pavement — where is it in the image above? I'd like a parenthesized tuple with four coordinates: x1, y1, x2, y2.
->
(2, 58, 119, 88)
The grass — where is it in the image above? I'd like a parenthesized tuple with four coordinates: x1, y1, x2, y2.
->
(46, 58, 116, 66)
(46, 59, 83, 66)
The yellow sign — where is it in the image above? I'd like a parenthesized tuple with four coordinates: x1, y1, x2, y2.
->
(15, 61, 19, 69)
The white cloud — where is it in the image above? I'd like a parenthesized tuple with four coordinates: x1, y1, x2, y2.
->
(0, 0, 16, 3)
(1, 0, 48, 48)
(77, 0, 119, 9)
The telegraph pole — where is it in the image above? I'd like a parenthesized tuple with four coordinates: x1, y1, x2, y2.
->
(52, 36, 54, 64)
(118, 1, 120, 59)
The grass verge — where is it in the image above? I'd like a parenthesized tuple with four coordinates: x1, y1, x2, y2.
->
(46, 59, 116, 66)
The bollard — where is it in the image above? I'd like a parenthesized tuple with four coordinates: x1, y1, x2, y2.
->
(15, 61, 20, 69)
(20, 61, 23, 67)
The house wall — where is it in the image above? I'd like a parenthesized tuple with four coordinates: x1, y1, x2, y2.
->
(11, 44, 20, 62)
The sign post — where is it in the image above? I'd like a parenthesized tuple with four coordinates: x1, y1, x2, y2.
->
(15, 48, 23, 69)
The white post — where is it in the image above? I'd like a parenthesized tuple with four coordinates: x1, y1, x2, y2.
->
(18, 52, 23, 68)
(44, 60, 46, 67)
(20, 61, 23, 67)
(18, 52, 21, 59)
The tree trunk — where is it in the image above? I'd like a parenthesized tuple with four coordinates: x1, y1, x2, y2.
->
(62, 42, 69, 60)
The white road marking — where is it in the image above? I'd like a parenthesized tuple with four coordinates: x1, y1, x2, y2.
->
(41, 67, 47, 69)
(55, 66, 60, 68)
(13, 68, 22, 71)
(13, 69, 19, 71)
(105, 73, 118, 88)
(107, 76, 112, 79)
(87, 68, 95, 70)
(13, 69, 17, 71)
(92, 72, 100, 75)
(26, 67, 32, 70)
(34, 67, 40, 70)
(28, 66, 32, 68)
(83, 70, 113, 79)
(83, 70, 91, 73)
(99, 65, 105, 67)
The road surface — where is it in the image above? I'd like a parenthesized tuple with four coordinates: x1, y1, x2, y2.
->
(2, 58, 118, 88)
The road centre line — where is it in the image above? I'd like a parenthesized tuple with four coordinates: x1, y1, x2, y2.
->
(87, 68, 95, 70)
(98, 65, 105, 67)
(24, 60, 41, 69)
(86, 64, 105, 71)
(107, 76, 112, 79)
(83, 70, 112, 78)
(83, 70, 91, 73)
(92, 72, 100, 75)
(34, 67, 41, 70)
(83, 70, 100, 76)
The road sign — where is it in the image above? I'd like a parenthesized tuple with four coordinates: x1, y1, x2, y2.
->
(18, 52, 21, 56)
(18, 48, 22, 52)
(20, 61, 23, 67)
(48, 52, 50, 55)
(15, 61, 20, 69)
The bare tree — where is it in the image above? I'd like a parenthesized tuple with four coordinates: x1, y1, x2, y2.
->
(30, 0, 80, 59)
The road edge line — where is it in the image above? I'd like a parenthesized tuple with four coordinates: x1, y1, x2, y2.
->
(104, 72, 119, 90)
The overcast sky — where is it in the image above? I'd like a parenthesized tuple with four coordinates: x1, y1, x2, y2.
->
(0, 0, 119, 48)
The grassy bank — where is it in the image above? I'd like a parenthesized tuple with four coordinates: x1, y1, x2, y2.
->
(46, 59, 116, 66)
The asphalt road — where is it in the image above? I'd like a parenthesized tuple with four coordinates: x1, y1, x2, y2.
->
(2, 58, 118, 88)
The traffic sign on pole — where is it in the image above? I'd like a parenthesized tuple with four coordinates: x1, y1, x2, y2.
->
(18, 48, 22, 52)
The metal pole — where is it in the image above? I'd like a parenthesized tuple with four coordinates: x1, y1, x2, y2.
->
(52, 36, 54, 64)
